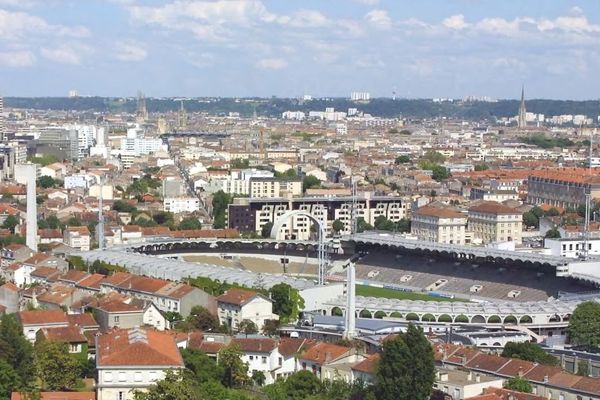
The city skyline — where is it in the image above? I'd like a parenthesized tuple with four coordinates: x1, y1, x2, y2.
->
(0, 0, 599, 99)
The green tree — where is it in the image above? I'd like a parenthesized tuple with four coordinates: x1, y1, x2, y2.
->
(356, 217, 373, 233)
(213, 191, 233, 229)
(37, 215, 62, 230)
(522, 211, 539, 228)
(0, 314, 35, 393)
(237, 319, 258, 336)
(261, 222, 274, 238)
(35, 340, 81, 390)
(544, 227, 561, 239)
(545, 208, 561, 217)
(374, 215, 395, 231)
(112, 200, 137, 213)
(133, 371, 200, 400)
(269, 283, 304, 323)
(577, 360, 590, 376)
(568, 301, 600, 346)
(375, 324, 434, 400)
(284, 370, 322, 400)
(251, 370, 266, 386)
(504, 376, 533, 393)
(303, 175, 321, 192)
(178, 217, 202, 231)
(181, 348, 224, 384)
(394, 155, 410, 164)
(332, 219, 345, 233)
(37, 176, 57, 189)
(187, 306, 219, 332)
(501, 342, 558, 366)
(474, 163, 489, 171)
(422, 151, 446, 164)
(430, 165, 449, 181)
(262, 319, 280, 337)
(66, 216, 83, 226)
(2, 215, 19, 233)
(219, 345, 248, 388)
(0, 358, 21, 400)
(396, 218, 411, 233)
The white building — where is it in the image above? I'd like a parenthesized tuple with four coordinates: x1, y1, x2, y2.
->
(545, 237, 600, 258)
(96, 328, 184, 400)
(467, 201, 523, 245)
(216, 288, 277, 332)
(163, 197, 200, 213)
(282, 111, 306, 120)
(64, 174, 96, 189)
(63, 226, 91, 251)
(351, 92, 370, 101)
(411, 204, 467, 245)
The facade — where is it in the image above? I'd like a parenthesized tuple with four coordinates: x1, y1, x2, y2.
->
(64, 226, 91, 251)
(433, 368, 504, 399)
(468, 201, 523, 245)
(96, 328, 184, 400)
(17, 310, 70, 342)
(527, 169, 600, 209)
(227, 195, 407, 239)
(234, 338, 286, 385)
(92, 300, 167, 331)
(35, 128, 79, 161)
(544, 238, 600, 258)
(216, 288, 276, 332)
(249, 178, 302, 198)
(163, 197, 200, 213)
(411, 204, 467, 245)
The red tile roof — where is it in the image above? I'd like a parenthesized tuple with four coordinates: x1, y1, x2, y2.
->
(351, 353, 380, 374)
(468, 201, 519, 215)
(414, 204, 465, 219)
(11, 393, 96, 400)
(41, 325, 87, 343)
(217, 288, 263, 306)
(18, 310, 69, 326)
(67, 313, 99, 329)
(300, 342, 350, 364)
(233, 338, 277, 353)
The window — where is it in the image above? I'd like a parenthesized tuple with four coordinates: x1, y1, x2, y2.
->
(118, 391, 124, 400)
(119, 372, 127, 382)
(104, 372, 113, 382)
(249, 355, 254, 361)
(262, 356, 267, 364)
(114, 316, 120, 324)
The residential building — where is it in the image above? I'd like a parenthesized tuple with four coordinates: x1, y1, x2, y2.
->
(17, 309, 70, 342)
(234, 337, 283, 385)
(96, 328, 184, 400)
(64, 226, 91, 251)
(11, 392, 96, 400)
(92, 298, 167, 331)
(249, 178, 302, 198)
(298, 342, 353, 379)
(433, 368, 504, 400)
(163, 197, 200, 213)
(527, 169, 600, 209)
(411, 204, 467, 245)
(468, 201, 523, 245)
(216, 288, 276, 332)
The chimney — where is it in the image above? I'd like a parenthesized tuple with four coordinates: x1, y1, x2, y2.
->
(517, 367, 524, 377)
(543, 375, 549, 383)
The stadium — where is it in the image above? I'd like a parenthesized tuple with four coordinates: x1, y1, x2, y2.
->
(78, 231, 600, 339)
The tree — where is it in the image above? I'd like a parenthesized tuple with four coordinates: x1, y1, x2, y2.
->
(35, 340, 81, 390)
(501, 342, 558, 366)
(577, 360, 590, 376)
(178, 217, 202, 231)
(251, 370, 266, 386)
(213, 191, 232, 229)
(522, 211, 539, 228)
(431, 165, 449, 181)
(545, 208, 560, 217)
(37, 215, 62, 230)
(262, 319, 280, 337)
(187, 306, 219, 331)
(269, 283, 304, 323)
(0, 314, 35, 393)
(544, 227, 561, 239)
(504, 376, 533, 393)
(568, 301, 600, 346)
(112, 200, 137, 213)
(356, 217, 373, 233)
(181, 348, 224, 384)
(284, 370, 322, 400)
(2, 215, 19, 233)
(374, 215, 395, 231)
(395, 155, 410, 164)
(375, 324, 434, 400)
(237, 319, 258, 336)
(261, 222, 274, 238)
(332, 219, 345, 233)
(396, 218, 411, 233)
(303, 175, 321, 192)
(0, 358, 20, 400)
(474, 163, 489, 171)
(37, 176, 58, 189)
(219, 345, 248, 388)
(422, 151, 446, 164)
(66, 216, 83, 227)
(133, 370, 200, 400)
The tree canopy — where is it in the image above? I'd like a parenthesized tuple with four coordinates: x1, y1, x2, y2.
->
(269, 283, 304, 323)
(568, 301, 600, 347)
(504, 376, 533, 393)
(501, 342, 558, 366)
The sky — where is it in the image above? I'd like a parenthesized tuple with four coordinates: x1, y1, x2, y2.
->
(0, 0, 599, 99)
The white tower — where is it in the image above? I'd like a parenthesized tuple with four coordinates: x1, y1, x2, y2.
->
(343, 261, 357, 339)
(25, 164, 38, 251)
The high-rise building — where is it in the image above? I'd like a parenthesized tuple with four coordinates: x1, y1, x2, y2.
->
(351, 91, 370, 101)
(518, 85, 527, 130)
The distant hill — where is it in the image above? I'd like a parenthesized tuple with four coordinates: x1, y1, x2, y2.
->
(5, 97, 600, 120)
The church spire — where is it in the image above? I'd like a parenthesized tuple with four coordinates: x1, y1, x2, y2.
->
(518, 85, 527, 130)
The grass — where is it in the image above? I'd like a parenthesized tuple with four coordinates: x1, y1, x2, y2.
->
(355, 285, 468, 302)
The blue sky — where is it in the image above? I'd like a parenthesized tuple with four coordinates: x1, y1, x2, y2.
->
(0, 0, 599, 99)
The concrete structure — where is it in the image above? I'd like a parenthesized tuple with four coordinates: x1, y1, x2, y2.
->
(468, 201, 523, 245)
(24, 164, 38, 252)
(411, 204, 467, 245)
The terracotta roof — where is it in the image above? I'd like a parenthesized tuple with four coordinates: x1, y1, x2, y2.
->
(31, 266, 62, 280)
(38, 229, 63, 239)
(23, 253, 50, 265)
(156, 282, 196, 299)
(199, 341, 226, 354)
(572, 376, 600, 394)
(59, 270, 90, 284)
(100, 272, 132, 286)
(18, 310, 69, 326)
(547, 371, 584, 388)
(351, 353, 380, 374)
(466, 353, 510, 373)
(414, 204, 465, 219)
(0, 282, 19, 292)
(96, 328, 184, 367)
(233, 338, 277, 353)
(0, 204, 19, 215)
(67, 313, 99, 329)
(217, 288, 263, 306)
(95, 299, 145, 313)
(466, 387, 546, 400)
(496, 359, 536, 377)
(11, 393, 96, 400)
(523, 364, 562, 382)
(66, 226, 90, 235)
(41, 325, 87, 343)
(278, 337, 315, 358)
(300, 342, 351, 364)
(4, 244, 26, 251)
(76, 273, 106, 290)
(38, 285, 76, 305)
(118, 275, 170, 293)
(468, 201, 519, 215)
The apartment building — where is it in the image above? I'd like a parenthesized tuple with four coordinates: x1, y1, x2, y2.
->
(249, 177, 302, 198)
(527, 168, 600, 209)
(216, 288, 276, 332)
(63, 226, 91, 251)
(163, 197, 200, 213)
(227, 194, 407, 240)
(468, 201, 523, 245)
(411, 204, 467, 245)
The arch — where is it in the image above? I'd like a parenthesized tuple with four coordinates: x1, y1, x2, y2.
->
(562, 314, 571, 321)
(374, 311, 387, 319)
(480, 343, 488, 347)
(471, 315, 486, 324)
(549, 314, 561, 323)
(389, 311, 402, 319)
(487, 315, 501, 324)
(271, 210, 325, 240)
(359, 309, 373, 319)
(405, 313, 419, 321)
(331, 307, 343, 317)
(520, 315, 533, 324)
(504, 315, 517, 324)
(455, 314, 469, 323)
(493, 342, 501, 347)
(438, 314, 453, 323)
(421, 314, 435, 322)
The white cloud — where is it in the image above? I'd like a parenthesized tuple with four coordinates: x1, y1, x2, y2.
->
(115, 41, 147, 61)
(255, 58, 287, 70)
(0, 9, 89, 39)
(0, 50, 35, 66)
(353, 0, 379, 5)
(41, 45, 87, 65)
(365, 9, 391, 30)
(443, 14, 469, 30)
